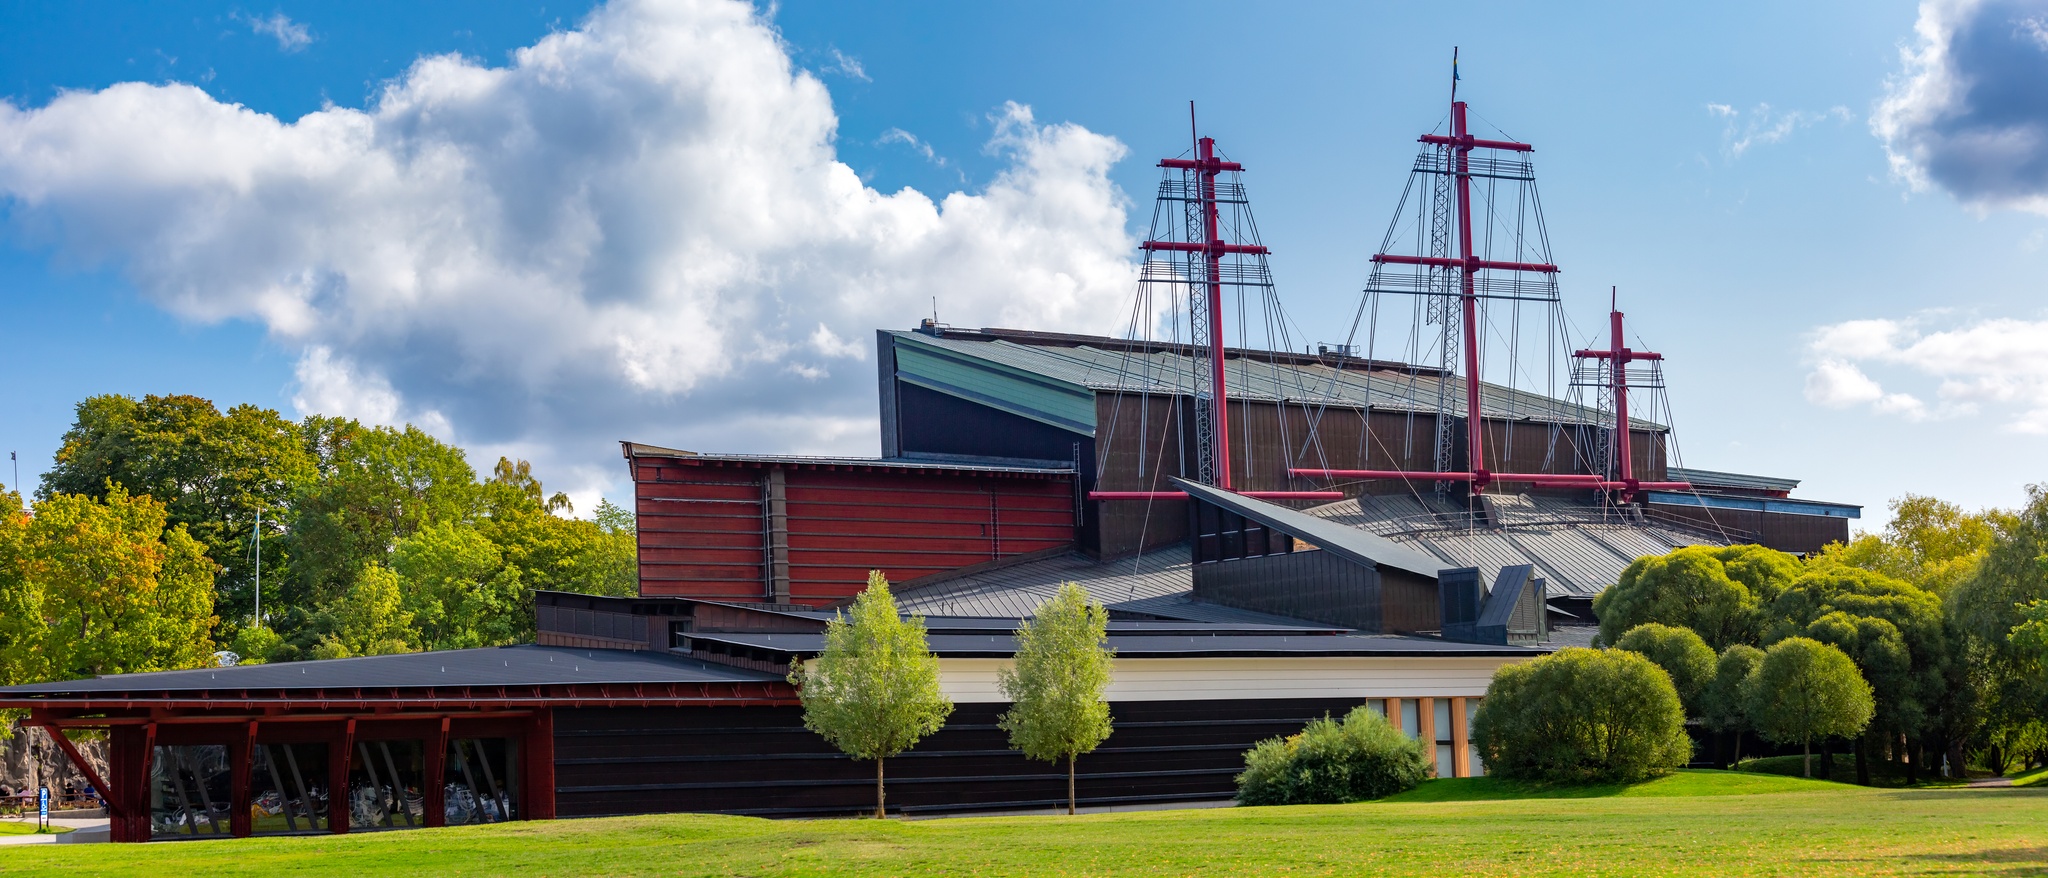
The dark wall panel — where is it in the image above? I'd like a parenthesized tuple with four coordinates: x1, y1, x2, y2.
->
(897, 382, 1089, 463)
(553, 698, 1383, 818)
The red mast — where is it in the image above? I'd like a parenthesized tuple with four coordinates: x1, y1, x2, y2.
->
(1573, 295, 1665, 498)
(1151, 135, 1263, 490)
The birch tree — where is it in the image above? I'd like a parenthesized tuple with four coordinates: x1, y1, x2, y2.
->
(999, 583, 1115, 815)
(788, 572, 952, 817)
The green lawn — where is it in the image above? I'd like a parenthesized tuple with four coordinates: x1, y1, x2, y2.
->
(1, 773, 2042, 877)
(2014, 766, 2047, 787)
(1734, 753, 1972, 787)
(0, 821, 71, 836)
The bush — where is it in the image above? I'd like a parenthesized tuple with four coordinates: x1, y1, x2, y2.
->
(1236, 706, 1432, 805)
(1614, 623, 1717, 716)
(1471, 647, 1693, 784)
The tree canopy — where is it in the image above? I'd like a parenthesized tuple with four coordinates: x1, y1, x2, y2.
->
(997, 583, 1115, 814)
(1613, 622, 1717, 717)
(1593, 545, 1800, 650)
(789, 572, 954, 817)
(1742, 637, 1875, 778)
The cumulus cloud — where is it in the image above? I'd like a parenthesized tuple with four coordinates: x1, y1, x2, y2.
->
(1803, 314, 2048, 430)
(1708, 102, 1852, 157)
(240, 11, 313, 52)
(0, 0, 1139, 504)
(1874, 0, 2048, 211)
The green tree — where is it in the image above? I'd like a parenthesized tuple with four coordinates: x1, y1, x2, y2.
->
(1701, 644, 1765, 764)
(392, 522, 528, 650)
(1236, 706, 1432, 805)
(38, 394, 315, 626)
(2015, 601, 2048, 665)
(311, 563, 419, 659)
(285, 418, 483, 609)
(1614, 623, 1717, 717)
(1765, 566, 1945, 782)
(1742, 637, 1875, 778)
(1469, 648, 1692, 784)
(1813, 494, 2000, 595)
(788, 572, 953, 817)
(997, 583, 1115, 814)
(0, 486, 218, 683)
(1594, 545, 1800, 650)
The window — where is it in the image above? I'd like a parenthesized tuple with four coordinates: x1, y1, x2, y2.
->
(1434, 699, 1455, 778)
(151, 745, 232, 839)
(1400, 699, 1421, 741)
(1467, 698, 1487, 777)
(251, 743, 331, 835)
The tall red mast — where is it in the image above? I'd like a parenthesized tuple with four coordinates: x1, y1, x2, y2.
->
(1573, 295, 1665, 498)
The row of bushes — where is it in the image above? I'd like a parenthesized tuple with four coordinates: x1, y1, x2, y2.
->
(1234, 631, 1874, 802)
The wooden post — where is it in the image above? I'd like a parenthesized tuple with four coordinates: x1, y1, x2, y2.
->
(329, 719, 355, 834)
(523, 709, 556, 820)
(425, 717, 449, 828)
(230, 721, 255, 838)
(1450, 698, 1470, 778)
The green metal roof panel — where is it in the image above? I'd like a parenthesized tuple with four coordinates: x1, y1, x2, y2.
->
(883, 330, 1661, 430)
(892, 334, 1098, 434)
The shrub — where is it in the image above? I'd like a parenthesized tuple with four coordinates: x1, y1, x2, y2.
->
(1236, 706, 1432, 805)
(1741, 637, 1874, 778)
(1614, 623, 1717, 716)
(1470, 647, 1692, 784)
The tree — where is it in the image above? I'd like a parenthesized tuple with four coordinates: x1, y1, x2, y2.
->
(284, 419, 483, 609)
(392, 522, 528, 651)
(2015, 601, 2048, 665)
(38, 394, 315, 626)
(1742, 637, 1875, 778)
(311, 563, 418, 659)
(1765, 566, 1945, 783)
(997, 583, 1115, 814)
(0, 486, 218, 683)
(1469, 648, 1692, 784)
(788, 572, 953, 817)
(1702, 644, 1765, 764)
(1614, 623, 1717, 717)
(1813, 494, 1999, 595)
(1594, 545, 1800, 650)
(1237, 706, 1432, 805)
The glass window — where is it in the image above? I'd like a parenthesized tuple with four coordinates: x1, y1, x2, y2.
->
(251, 743, 330, 835)
(1467, 698, 1487, 777)
(1366, 698, 1387, 720)
(443, 738, 518, 825)
(1400, 700, 1421, 740)
(1435, 744, 1455, 779)
(347, 741, 426, 831)
(1434, 699, 1453, 741)
(150, 745, 232, 839)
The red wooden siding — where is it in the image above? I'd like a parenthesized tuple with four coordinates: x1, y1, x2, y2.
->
(634, 456, 1076, 606)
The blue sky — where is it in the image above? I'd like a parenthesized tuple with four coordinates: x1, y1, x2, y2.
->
(2, 0, 2045, 526)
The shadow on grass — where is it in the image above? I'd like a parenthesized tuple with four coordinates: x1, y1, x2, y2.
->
(1877, 787, 2048, 802)
(1905, 846, 2048, 876)
(1377, 769, 1848, 804)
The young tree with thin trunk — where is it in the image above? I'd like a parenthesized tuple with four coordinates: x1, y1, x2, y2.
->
(998, 583, 1115, 815)
(1742, 637, 1874, 778)
(788, 572, 952, 818)
(1702, 644, 1765, 765)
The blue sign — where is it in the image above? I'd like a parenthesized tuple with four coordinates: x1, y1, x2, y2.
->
(37, 786, 48, 821)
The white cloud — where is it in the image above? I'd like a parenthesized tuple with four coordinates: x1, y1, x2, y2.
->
(1709, 102, 1852, 157)
(825, 48, 869, 82)
(1874, 0, 2048, 212)
(241, 11, 313, 52)
(878, 127, 941, 164)
(1804, 314, 2048, 430)
(0, 0, 1139, 500)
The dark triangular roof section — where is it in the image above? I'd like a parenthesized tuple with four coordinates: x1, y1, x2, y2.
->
(1170, 478, 1448, 580)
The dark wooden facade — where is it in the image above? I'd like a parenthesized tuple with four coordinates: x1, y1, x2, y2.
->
(1644, 502, 1851, 556)
(631, 451, 1076, 606)
(553, 698, 1384, 818)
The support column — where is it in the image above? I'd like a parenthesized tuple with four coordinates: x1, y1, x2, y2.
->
(230, 721, 256, 838)
(1450, 698, 1471, 778)
(424, 717, 449, 829)
(523, 709, 556, 821)
(1417, 697, 1438, 776)
(328, 719, 355, 834)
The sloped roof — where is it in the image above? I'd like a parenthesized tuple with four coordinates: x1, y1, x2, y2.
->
(1173, 478, 1448, 579)
(0, 645, 780, 695)
(890, 329, 1665, 430)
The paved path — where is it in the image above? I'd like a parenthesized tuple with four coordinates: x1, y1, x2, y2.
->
(0, 814, 109, 845)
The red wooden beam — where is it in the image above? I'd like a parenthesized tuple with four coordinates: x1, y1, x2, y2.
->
(33, 722, 115, 821)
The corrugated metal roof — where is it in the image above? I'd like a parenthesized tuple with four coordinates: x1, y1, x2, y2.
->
(1175, 478, 1448, 579)
(1302, 494, 1733, 598)
(690, 630, 1540, 658)
(1667, 467, 1800, 492)
(0, 645, 781, 694)
(888, 330, 1664, 430)
(894, 546, 1194, 618)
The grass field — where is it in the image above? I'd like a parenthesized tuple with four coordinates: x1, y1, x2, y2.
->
(0, 772, 2041, 877)
(0, 821, 71, 836)
(2015, 766, 2047, 787)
